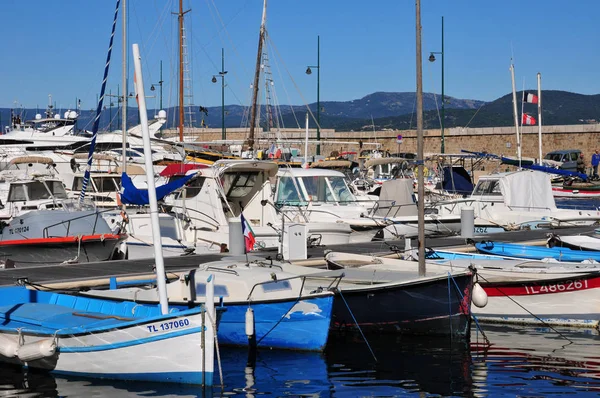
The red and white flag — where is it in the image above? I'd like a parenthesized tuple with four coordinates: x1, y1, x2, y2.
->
(241, 213, 256, 253)
(523, 92, 538, 104)
(522, 113, 537, 125)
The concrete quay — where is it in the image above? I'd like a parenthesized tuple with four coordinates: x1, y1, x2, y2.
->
(0, 224, 593, 288)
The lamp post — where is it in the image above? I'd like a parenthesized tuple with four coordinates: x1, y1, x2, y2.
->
(212, 48, 228, 140)
(150, 60, 164, 110)
(306, 35, 320, 155)
(428, 16, 445, 153)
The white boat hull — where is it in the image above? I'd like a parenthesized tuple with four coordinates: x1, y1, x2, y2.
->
(32, 318, 213, 384)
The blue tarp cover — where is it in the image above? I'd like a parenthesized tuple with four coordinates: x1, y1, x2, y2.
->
(442, 166, 474, 195)
(120, 172, 195, 205)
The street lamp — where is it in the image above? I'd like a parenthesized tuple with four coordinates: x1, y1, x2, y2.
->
(212, 48, 228, 140)
(306, 35, 321, 156)
(429, 16, 445, 153)
(150, 60, 164, 110)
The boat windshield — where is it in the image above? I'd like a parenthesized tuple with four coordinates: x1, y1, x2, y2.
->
(92, 176, 121, 193)
(7, 180, 67, 202)
(301, 175, 355, 203)
(276, 177, 306, 205)
(222, 171, 259, 199)
(472, 179, 502, 196)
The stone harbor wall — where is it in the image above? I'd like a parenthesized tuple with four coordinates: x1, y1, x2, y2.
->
(161, 123, 600, 163)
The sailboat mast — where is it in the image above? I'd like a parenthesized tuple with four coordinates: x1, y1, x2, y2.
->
(178, 0, 185, 142)
(121, 0, 127, 168)
(248, 0, 268, 152)
(537, 72, 543, 164)
(415, 0, 425, 277)
(510, 63, 521, 162)
(132, 43, 169, 314)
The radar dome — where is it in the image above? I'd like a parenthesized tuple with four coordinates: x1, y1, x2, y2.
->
(35, 114, 42, 120)
(54, 114, 61, 119)
(64, 111, 70, 119)
(158, 110, 167, 119)
(68, 111, 78, 119)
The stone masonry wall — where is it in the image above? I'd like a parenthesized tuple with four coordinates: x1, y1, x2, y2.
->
(162, 124, 600, 165)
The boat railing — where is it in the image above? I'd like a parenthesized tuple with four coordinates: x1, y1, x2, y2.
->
(42, 210, 104, 238)
(246, 272, 344, 301)
(203, 266, 239, 276)
(169, 205, 221, 230)
(369, 199, 418, 218)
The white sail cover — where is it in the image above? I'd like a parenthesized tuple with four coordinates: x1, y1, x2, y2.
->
(376, 178, 417, 217)
(499, 170, 557, 211)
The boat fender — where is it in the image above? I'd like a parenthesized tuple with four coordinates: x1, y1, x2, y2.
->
(17, 338, 56, 362)
(0, 335, 19, 358)
(472, 283, 488, 308)
(245, 308, 255, 338)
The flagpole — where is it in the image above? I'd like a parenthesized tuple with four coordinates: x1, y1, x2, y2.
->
(519, 78, 525, 168)
(510, 62, 521, 165)
(537, 72, 543, 165)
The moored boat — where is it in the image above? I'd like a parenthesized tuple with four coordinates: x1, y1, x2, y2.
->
(0, 283, 218, 384)
(475, 241, 600, 262)
(283, 253, 475, 337)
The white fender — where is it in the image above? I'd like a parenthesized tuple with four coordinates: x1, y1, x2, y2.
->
(472, 282, 488, 308)
(0, 334, 19, 358)
(245, 307, 255, 337)
(17, 338, 56, 362)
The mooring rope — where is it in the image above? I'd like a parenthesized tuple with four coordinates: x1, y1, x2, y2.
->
(447, 271, 490, 346)
(476, 273, 574, 344)
(336, 288, 377, 362)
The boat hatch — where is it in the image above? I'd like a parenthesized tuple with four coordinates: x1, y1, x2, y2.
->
(7, 180, 68, 202)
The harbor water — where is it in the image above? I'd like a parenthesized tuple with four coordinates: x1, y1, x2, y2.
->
(1, 325, 599, 397)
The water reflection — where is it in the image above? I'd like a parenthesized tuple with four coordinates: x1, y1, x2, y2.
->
(0, 326, 600, 397)
(326, 333, 472, 396)
(472, 325, 600, 397)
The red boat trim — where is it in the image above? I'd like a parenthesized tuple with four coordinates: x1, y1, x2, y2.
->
(0, 234, 126, 246)
(483, 274, 600, 297)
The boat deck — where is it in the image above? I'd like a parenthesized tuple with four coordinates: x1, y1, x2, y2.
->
(0, 225, 595, 287)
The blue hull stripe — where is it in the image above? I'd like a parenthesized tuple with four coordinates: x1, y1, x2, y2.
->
(58, 327, 203, 353)
(47, 369, 214, 385)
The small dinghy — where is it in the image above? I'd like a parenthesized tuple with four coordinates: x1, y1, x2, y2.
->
(475, 241, 600, 262)
(547, 233, 600, 252)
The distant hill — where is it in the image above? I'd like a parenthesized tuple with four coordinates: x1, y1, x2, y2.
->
(339, 90, 600, 131)
(1, 90, 598, 132)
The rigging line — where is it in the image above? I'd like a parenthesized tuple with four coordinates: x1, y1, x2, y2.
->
(266, 36, 301, 130)
(202, 0, 253, 104)
(427, 62, 442, 129)
(476, 273, 574, 345)
(462, 101, 486, 129)
(409, 93, 416, 130)
(267, 35, 321, 132)
(80, 0, 120, 204)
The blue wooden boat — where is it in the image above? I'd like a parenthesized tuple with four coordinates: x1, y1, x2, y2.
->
(0, 284, 217, 385)
(423, 249, 519, 261)
(81, 261, 338, 352)
(475, 241, 600, 262)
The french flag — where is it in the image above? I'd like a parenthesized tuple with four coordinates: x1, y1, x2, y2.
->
(241, 213, 256, 253)
(522, 113, 537, 125)
(523, 92, 538, 104)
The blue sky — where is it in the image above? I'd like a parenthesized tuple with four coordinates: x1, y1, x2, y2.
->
(1, 0, 598, 111)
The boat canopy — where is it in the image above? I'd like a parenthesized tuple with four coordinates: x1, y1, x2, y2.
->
(498, 170, 557, 211)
